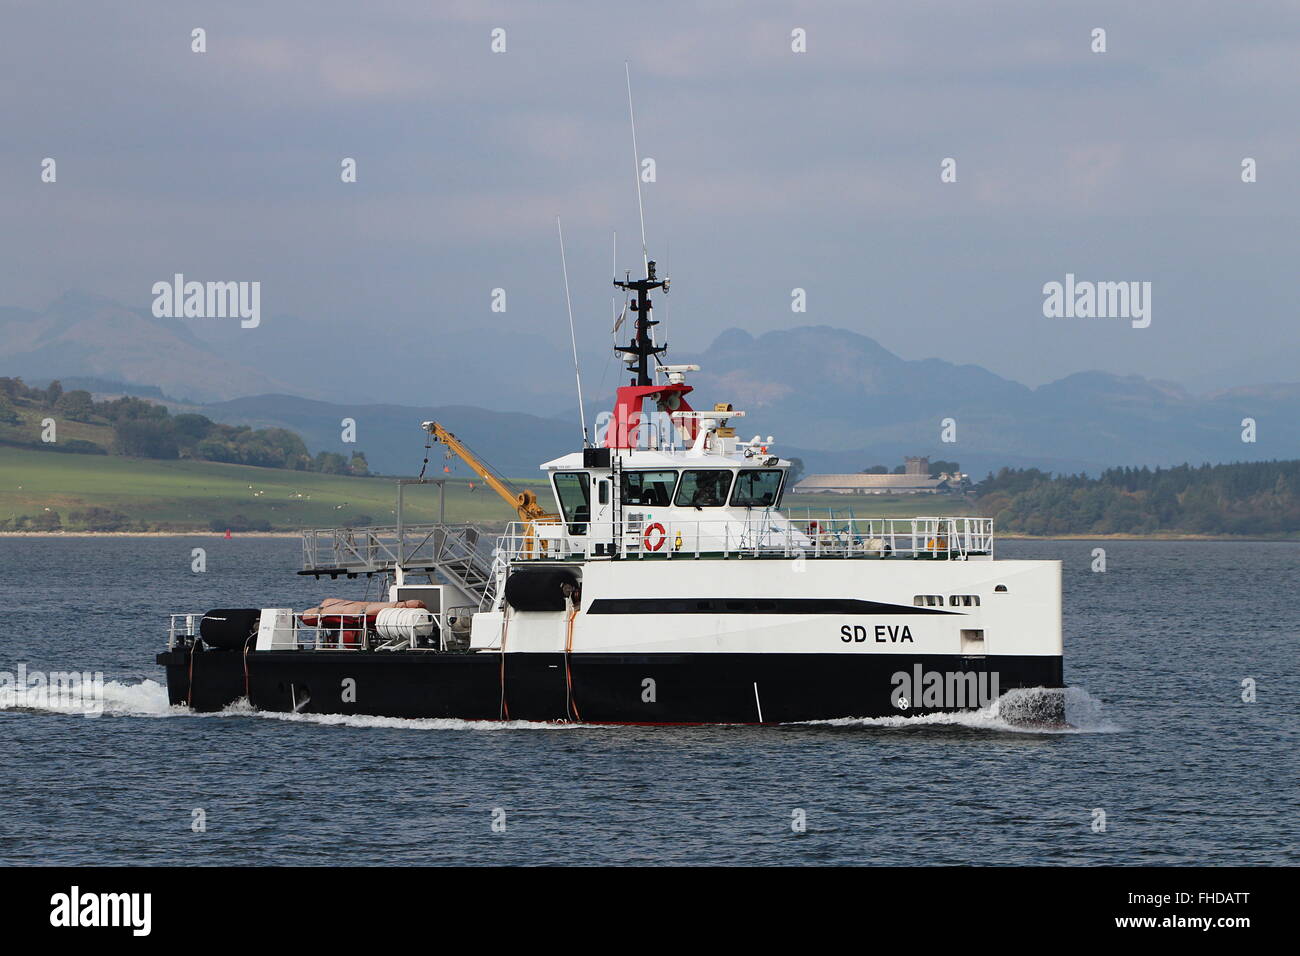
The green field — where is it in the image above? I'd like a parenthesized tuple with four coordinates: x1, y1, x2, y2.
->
(0, 446, 516, 531)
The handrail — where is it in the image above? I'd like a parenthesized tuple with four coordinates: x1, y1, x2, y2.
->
(167, 608, 447, 653)
(300, 521, 495, 605)
(167, 613, 202, 650)
(302, 522, 476, 570)
(495, 515, 994, 563)
(300, 522, 488, 569)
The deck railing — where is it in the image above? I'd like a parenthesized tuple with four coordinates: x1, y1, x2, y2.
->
(301, 522, 476, 572)
(169, 610, 449, 652)
(167, 613, 202, 650)
(497, 515, 993, 563)
(300, 522, 494, 605)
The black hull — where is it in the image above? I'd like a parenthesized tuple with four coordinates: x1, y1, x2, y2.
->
(158, 647, 1064, 724)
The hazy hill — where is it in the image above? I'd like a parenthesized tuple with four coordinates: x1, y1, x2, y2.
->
(0, 293, 305, 403)
(4, 291, 1297, 477)
(202, 394, 580, 477)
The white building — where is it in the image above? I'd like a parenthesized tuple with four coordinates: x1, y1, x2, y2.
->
(793, 457, 967, 495)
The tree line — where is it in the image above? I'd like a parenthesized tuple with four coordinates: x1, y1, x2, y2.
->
(0, 378, 368, 475)
(860, 459, 961, 476)
(975, 461, 1300, 535)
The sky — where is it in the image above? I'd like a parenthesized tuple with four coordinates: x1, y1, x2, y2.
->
(3, 0, 1299, 404)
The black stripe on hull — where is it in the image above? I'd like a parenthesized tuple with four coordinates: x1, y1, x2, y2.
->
(158, 648, 1063, 724)
(587, 597, 957, 615)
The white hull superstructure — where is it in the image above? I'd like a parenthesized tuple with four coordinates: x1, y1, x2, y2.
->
(472, 550, 1061, 660)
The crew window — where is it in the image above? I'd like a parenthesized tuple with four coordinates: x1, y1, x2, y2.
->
(731, 469, 784, 508)
(674, 470, 734, 508)
(949, 595, 981, 607)
(554, 472, 590, 534)
(913, 595, 944, 607)
(622, 470, 678, 507)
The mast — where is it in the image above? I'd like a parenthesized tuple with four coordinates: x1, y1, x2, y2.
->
(613, 259, 668, 386)
(616, 66, 668, 388)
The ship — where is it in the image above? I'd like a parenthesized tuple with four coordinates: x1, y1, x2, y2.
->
(156, 252, 1065, 725)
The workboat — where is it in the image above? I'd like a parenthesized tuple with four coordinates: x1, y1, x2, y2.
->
(157, 255, 1066, 725)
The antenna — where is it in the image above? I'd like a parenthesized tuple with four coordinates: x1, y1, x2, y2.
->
(625, 62, 649, 274)
(557, 216, 589, 447)
(656, 236, 670, 383)
(612, 64, 669, 387)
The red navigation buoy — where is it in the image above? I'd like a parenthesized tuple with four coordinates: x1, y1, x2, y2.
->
(224, 529, 232, 539)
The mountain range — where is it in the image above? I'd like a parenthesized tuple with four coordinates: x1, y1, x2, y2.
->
(669, 327, 1297, 477)
(2, 293, 1295, 478)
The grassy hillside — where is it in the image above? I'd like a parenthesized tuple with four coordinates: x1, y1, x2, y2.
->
(0, 446, 515, 531)
(0, 399, 115, 450)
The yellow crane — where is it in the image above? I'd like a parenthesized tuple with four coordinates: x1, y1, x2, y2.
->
(421, 421, 558, 524)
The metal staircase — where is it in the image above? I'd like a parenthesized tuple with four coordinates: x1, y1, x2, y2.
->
(300, 523, 496, 606)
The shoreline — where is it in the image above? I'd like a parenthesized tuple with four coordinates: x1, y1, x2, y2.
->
(0, 530, 302, 538)
(997, 532, 1298, 542)
(1, 530, 1294, 542)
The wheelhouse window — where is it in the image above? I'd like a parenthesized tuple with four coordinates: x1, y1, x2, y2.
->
(553, 472, 590, 534)
(622, 470, 678, 507)
(731, 468, 784, 508)
(674, 470, 734, 508)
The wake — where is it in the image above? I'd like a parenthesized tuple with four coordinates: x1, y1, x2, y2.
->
(0, 678, 586, 731)
(2, 680, 1120, 734)
(801, 686, 1123, 734)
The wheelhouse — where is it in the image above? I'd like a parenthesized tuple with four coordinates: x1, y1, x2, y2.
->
(548, 464, 790, 518)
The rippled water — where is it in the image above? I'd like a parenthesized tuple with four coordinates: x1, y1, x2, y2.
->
(1, 536, 1295, 865)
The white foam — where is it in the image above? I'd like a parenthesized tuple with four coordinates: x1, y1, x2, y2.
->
(101, 678, 177, 715)
(800, 687, 1123, 734)
(242, 709, 594, 732)
(1, 676, 590, 729)
(186, 693, 587, 730)
(0, 678, 178, 717)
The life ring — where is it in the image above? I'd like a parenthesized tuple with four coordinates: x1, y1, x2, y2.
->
(643, 522, 667, 552)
